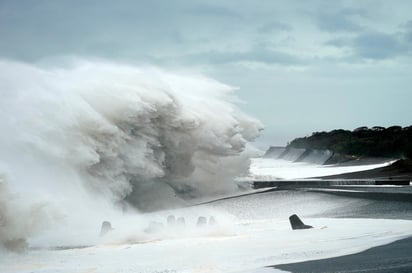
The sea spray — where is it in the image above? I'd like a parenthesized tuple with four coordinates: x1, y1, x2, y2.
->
(0, 60, 262, 248)
(0, 178, 63, 251)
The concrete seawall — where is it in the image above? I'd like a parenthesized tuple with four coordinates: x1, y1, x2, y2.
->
(253, 179, 411, 189)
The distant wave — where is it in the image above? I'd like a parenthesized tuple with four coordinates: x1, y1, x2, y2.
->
(249, 158, 395, 181)
(265, 147, 333, 165)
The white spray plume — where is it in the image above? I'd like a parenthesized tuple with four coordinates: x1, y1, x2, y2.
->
(0, 60, 262, 248)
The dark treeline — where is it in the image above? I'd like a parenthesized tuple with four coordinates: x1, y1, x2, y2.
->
(288, 126, 412, 159)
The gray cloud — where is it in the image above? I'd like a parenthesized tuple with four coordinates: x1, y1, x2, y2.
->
(326, 27, 412, 61)
(352, 31, 406, 59)
(1, 0, 408, 65)
(0, 1, 183, 61)
(183, 47, 304, 66)
(257, 21, 293, 33)
(186, 3, 243, 19)
(403, 20, 412, 42)
(316, 8, 364, 32)
(0, 0, 303, 66)
(324, 38, 348, 47)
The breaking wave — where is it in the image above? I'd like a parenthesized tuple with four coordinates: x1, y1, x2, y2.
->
(0, 60, 262, 249)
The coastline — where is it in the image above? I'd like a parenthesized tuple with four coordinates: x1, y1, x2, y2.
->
(260, 186, 412, 273)
(273, 236, 412, 273)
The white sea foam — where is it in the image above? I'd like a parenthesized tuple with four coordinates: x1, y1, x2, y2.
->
(249, 158, 394, 180)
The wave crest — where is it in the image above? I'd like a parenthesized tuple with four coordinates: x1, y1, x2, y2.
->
(0, 60, 263, 213)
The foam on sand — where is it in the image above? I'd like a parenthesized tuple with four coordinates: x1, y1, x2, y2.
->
(1, 217, 411, 273)
(2, 190, 412, 273)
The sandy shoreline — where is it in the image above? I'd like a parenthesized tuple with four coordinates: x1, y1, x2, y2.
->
(273, 236, 412, 273)
(265, 186, 412, 273)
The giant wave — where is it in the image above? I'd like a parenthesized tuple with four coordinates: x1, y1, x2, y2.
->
(0, 60, 263, 249)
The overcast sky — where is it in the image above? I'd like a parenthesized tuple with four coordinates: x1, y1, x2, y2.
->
(1, 0, 411, 147)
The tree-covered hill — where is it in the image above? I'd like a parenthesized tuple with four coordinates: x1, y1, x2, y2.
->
(288, 126, 412, 159)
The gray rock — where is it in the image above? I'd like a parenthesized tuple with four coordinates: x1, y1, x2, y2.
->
(100, 221, 113, 236)
(196, 216, 207, 227)
(4, 238, 28, 252)
(289, 214, 313, 230)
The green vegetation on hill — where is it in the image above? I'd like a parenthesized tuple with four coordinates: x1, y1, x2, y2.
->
(288, 126, 412, 159)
